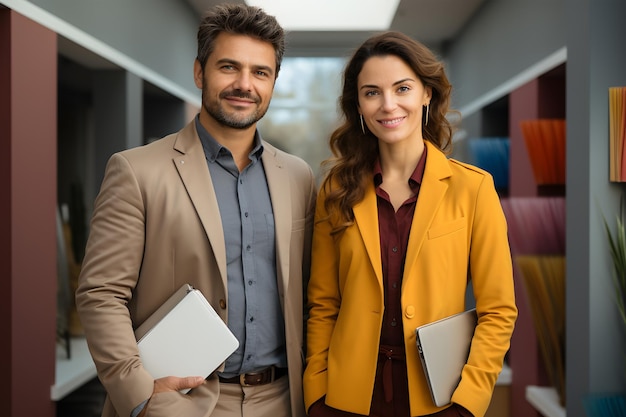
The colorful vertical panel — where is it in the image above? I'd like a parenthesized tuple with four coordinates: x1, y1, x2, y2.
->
(503, 197, 567, 407)
(501, 197, 565, 256)
(468, 137, 510, 192)
(515, 255, 566, 407)
(520, 119, 566, 185)
(609, 87, 626, 182)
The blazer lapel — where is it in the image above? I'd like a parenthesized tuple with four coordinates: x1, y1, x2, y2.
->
(261, 143, 290, 306)
(353, 182, 384, 290)
(172, 122, 228, 288)
(404, 141, 451, 273)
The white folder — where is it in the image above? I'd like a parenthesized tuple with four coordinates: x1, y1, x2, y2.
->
(135, 284, 239, 393)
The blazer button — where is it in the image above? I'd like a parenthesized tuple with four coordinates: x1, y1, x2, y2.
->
(219, 299, 226, 309)
(405, 305, 415, 319)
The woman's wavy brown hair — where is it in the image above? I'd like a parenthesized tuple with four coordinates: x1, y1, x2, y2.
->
(321, 31, 455, 234)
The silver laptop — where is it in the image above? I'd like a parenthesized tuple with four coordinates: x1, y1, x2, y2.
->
(415, 309, 477, 407)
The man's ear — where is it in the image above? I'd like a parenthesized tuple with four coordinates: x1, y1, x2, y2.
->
(193, 59, 203, 89)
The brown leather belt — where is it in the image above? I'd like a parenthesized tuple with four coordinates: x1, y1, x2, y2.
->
(219, 366, 287, 386)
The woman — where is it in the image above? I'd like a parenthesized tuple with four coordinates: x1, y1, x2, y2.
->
(303, 31, 517, 417)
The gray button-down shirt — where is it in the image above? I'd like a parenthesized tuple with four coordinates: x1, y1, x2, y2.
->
(195, 117, 287, 377)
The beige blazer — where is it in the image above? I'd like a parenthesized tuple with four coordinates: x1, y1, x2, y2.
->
(76, 121, 316, 417)
(303, 141, 517, 417)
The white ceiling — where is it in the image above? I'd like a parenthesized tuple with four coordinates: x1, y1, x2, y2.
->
(56, 0, 488, 99)
(184, 0, 488, 55)
(56, 0, 488, 70)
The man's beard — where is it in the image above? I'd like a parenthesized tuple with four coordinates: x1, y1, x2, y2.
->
(202, 85, 269, 130)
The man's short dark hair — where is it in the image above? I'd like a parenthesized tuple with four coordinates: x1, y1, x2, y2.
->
(197, 3, 285, 76)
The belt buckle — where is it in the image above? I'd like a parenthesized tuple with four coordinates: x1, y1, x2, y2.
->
(239, 366, 275, 386)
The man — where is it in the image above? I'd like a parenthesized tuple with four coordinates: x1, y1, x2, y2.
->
(75, 4, 316, 417)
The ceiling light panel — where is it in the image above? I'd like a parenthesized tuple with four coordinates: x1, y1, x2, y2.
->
(245, 0, 400, 31)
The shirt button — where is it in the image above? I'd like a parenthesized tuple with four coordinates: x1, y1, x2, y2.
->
(246, 245, 251, 251)
(392, 282, 397, 289)
(391, 319, 397, 327)
(245, 212, 249, 217)
(248, 280, 253, 285)
(392, 247, 398, 253)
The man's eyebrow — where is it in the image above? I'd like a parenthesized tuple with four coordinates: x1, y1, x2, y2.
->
(215, 58, 275, 76)
(216, 58, 241, 67)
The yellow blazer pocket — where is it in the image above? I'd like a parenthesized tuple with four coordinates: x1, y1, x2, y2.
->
(427, 217, 466, 239)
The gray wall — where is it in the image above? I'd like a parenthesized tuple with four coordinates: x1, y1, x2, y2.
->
(567, 0, 626, 414)
(445, 0, 566, 113)
(31, 0, 200, 97)
(444, 0, 626, 416)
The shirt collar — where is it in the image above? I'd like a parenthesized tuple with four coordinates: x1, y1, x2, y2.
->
(194, 115, 264, 163)
(373, 143, 428, 189)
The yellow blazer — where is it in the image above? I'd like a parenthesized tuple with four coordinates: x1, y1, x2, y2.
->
(76, 121, 316, 417)
(303, 141, 517, 417)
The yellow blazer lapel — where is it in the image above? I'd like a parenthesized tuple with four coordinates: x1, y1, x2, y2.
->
(353, 181, 384, 289)
(404, 141, 452, 273)
(172, 122, 228, 288)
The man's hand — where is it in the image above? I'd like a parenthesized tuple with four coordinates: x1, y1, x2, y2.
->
(153, 376, 205, 394)
(137, 376, 205, 416)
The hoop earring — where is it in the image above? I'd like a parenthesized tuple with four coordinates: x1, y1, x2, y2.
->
(424, 104, 430, 126)
(360, 114, 366, 134)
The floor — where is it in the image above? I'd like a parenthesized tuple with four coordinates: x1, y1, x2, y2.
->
(56, 377, 106, 417)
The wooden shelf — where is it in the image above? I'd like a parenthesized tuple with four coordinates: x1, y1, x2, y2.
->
(526, 385, 566, 417)
(51, 336, 97, 401)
